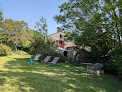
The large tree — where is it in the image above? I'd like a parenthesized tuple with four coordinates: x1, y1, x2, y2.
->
(20, 29, 40, 50)
(54, 0, 121, 62)
(29, 17, 56, 55)
(3, 19, 29, 52)
(54, 0, 122, 44)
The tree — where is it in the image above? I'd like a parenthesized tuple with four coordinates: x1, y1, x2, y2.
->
(29, 17, 57, 58)
(0, 10, 6, 43)
(35, 16, 48, 39)
(0, 10, 3, 27)
(54, 0, 122, 45)
(0, 29, 6, 43)
(54, 0, 121, 60)
(3, 19, 29, 52)
(54, 0, 122, 78)
(20, 29, 40, 51)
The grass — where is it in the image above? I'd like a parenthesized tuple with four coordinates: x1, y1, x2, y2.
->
(0, 53, 122, 92)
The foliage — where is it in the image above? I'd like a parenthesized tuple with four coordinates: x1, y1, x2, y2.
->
(0, 10, 3, 27)
(19, 29, 36, 50)
(50, 51, 66, 63)
(29, 17, 64, 62)
(30, 35, 66, 62)
(74, 48, 91, 62)
(0, 29, 6, 43)
(38, 51, 66, 63)
(54, 0, 121, 50)
(3, 19, 29, 52)
(35, 16, 48, 38)
(106, 45, 122, 79)
(0, 10, 6, 43)
(29, 37, 56, 55)
(54, 0, 122, 45)
(0, 43, 12, 56)
(54, 0, 122, 79)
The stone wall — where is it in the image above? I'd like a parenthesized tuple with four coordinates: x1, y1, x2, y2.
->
(48, 31, 75, 49)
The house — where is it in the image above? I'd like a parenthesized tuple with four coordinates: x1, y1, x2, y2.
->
(48, 27, 75, 58)
(48, 27, 91, 59)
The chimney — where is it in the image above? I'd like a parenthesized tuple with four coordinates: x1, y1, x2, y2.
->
(57, 27, 60, 32)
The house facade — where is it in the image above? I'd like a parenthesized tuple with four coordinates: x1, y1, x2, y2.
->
(48, 27, 91, 58)
(48, 27, 75, 58)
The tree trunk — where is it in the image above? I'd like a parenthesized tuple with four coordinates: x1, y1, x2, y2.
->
(15, 44, 17, 52)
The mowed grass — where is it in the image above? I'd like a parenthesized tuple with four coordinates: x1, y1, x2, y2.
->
(0, 53, 122, 92)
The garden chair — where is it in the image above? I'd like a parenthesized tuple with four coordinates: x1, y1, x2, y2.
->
(30, 54, 41, 65)
(49, 57, 60, 66)
(30, 59, 35, 65)
(33, 54, 41, 61)
(40, 56, 51, 63)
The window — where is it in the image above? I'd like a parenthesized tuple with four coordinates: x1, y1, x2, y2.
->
(60, 34, 63, 39)
(59, 41, 63, 47)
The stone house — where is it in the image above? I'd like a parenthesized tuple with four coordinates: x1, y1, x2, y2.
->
(48, 27, 75, 58)
(48, 27, 91, 59)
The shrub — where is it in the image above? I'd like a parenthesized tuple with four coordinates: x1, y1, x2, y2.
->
(29, 37, 56, 55)
(0, 43, 12, 56)
(30, 37, 67, 62)
(106, 45, 122, 79)
(50, 51, 66, 63)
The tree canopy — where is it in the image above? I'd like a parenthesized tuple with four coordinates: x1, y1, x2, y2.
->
(3, 19, 29, 52)
(54, 0, 122, 78)
(54, 0, 122, 45)
(35, 16, 48, 39)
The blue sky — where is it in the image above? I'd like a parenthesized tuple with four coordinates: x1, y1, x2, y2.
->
(0, 0, 68, 34)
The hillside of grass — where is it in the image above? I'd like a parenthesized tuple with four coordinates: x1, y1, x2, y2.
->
(0, 52, 122, 92)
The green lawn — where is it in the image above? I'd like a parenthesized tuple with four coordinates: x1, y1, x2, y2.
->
(0, 53, 122, 92)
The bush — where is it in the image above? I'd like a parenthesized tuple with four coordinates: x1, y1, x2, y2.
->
(106, 45, 122, 79)
(29, 37, 67, 63)
(29, 37, 56, 55)
(30, 37, 67, 62)
(50, 51, 66, 63)
(0, 43, 12, 56)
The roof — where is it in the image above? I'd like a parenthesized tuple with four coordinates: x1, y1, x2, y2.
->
(48, 31, 64, 36)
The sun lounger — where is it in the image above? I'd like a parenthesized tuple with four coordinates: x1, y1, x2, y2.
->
(30, 54, 41, 65)
(49, 57, 60, 66)
(40, 56, 51, 63)
(33, 54, 41, 60)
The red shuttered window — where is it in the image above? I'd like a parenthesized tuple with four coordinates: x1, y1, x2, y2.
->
(63, 40, 65, 48)
(57, 40, 59, 46)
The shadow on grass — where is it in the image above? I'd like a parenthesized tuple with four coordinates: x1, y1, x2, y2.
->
(0, 55, 122, 92)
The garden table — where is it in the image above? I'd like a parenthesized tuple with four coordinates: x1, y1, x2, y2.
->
(82, 63, 95, 74)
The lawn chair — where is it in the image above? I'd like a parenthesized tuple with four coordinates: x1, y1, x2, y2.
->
(33, 54, 41, 61)
(30, 54, 41, 65)
(30, 59, 35, 65)
(49, 57, 60, 66)
(40, 56, 51, 63)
